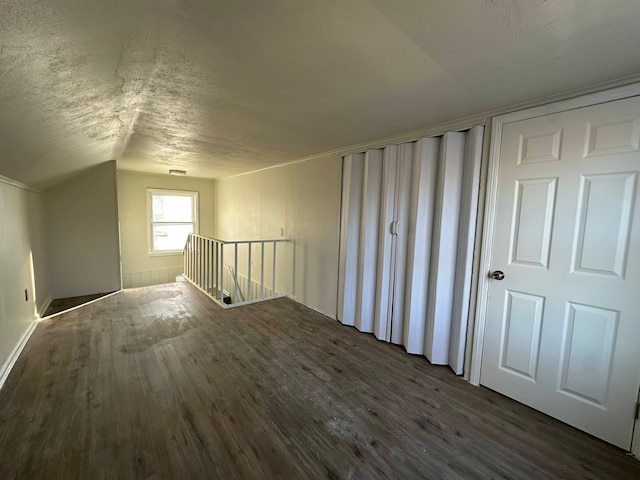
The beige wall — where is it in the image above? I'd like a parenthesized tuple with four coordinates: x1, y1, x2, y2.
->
(291, 156, 342, 317)
(214, 154, 342, 317)
(215, 166, 293, 240)
(44, 161, 121, 298)
(118, 171, 215, 288)
(0, 177, 50, 377)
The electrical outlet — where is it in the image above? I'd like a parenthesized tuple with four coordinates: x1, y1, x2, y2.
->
(24, 289, 28, 301)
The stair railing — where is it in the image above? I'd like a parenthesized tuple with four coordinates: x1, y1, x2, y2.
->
(183, 233, 287, 308)
(226, 265, 246, 303)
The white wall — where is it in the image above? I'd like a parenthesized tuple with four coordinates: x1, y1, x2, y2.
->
(44, 161, 121, 298)
(0, 176, 51, 378)
(118, 171, 215, 288)
(214, 154, 342, 317)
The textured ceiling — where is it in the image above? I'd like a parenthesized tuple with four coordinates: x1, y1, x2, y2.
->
(2, 0, 640, 188)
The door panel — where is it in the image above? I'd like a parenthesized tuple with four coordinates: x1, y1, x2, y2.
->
(500, 290, 544, 381)
(518, 128, 562, 164)
(337, 154, 364, 326)
(481, 96, 640, 449)
(558, 302, 618, 406)
(571, 172, 636, 277)
(584, 116, 640, 157)
(389, 143, 413, 345)
(355, 149, 383, 333)
(509, 178, 557, 268)
(373, 145, 398, 342)
(425, 132, 467, 364)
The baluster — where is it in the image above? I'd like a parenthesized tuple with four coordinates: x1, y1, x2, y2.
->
(194, 236, 198, 284)
(247, 242, 252, 302)
(234, 243, 239, 304)
(214, 241, 219, 296)
(196, 237, 200, 287)
(219, 244, 224, 304)
(199, 237, 202, 289)
(261, 242, 265, 300)
(272, 241, 277, 297)
(202, 238, 206, 292)
(213, 240, 216, 296)
(184, 235, 188, 279)
(205, 239, 209, 293)
(203, 238, 207, 290)
(208, 240, 212, 295)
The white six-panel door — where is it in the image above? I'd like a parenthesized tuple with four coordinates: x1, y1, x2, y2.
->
(481, 96, 640, 449)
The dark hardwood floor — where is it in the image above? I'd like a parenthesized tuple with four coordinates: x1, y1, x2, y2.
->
(1, 282, 638, 479)
(43, 291, 115, 317)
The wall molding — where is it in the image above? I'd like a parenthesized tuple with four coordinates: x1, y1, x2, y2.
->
(225, 74, 640, 181)
(38, 295, 53, 318)
(0, 320, 38, 392)
(0, 174, 40, 193)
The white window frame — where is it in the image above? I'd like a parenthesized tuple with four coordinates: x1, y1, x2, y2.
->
(147, 188, 199, 256)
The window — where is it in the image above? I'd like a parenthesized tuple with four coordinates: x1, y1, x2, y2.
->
(147, 189, 198, 255)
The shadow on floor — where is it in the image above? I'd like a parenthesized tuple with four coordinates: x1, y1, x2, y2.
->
(43, 292, 115, 317)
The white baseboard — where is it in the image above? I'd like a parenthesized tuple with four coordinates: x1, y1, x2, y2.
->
(38, 295, 53, 318)
(122, 267, 184, 288)
(289, 295, 335, 320)
(0, 320, 38, 392)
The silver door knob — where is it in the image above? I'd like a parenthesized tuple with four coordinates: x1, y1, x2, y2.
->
(490, 270, 505, 280)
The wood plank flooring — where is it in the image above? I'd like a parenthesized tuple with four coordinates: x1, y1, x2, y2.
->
(1, 282, 638, 479)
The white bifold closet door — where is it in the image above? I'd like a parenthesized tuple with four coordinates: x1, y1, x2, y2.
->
(337, 126, 484, 374)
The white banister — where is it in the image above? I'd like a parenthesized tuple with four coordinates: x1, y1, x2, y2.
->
(183, 233, 288, 309)
(247, 242, 252, 302)
(234, 243, 238, 304)
(272, 241, 277, 296)
(219, 241, 224, 304)
(261, 242, 265, 299)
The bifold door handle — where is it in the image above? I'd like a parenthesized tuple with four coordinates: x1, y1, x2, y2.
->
(490, 270, 505, 280)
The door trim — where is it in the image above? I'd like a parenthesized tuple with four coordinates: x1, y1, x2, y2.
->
(633, 389, 640, 458)
(468, 81, 640, 386)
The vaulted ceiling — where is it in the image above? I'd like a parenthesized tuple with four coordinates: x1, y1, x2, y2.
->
(2, 0, 640, 188)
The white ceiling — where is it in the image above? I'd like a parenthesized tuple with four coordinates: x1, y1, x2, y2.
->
(2, 0, 640, 188)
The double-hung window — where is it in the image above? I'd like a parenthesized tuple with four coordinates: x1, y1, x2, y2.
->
(147, 189, 198, 255)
